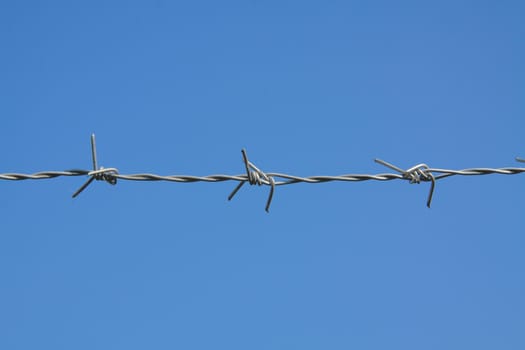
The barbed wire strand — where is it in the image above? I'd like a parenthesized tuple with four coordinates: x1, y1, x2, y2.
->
(1, 134, 524, 212)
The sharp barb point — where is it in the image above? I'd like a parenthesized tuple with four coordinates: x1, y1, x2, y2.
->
(426, 175, 436, 208)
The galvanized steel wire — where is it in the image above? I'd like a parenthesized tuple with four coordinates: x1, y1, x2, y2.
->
(2, 134, 524, 212)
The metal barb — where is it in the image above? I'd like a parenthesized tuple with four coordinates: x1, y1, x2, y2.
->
(72, 134, 118, 198)
(375, 159, 436, 208)
(228, 149, 275, 212)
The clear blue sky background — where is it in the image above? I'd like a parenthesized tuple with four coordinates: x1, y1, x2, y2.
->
(1, 1, 524, 349)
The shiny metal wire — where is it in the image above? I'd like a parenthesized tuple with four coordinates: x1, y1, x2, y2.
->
(1, 134, 524, 211)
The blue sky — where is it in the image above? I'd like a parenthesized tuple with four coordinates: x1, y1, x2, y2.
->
(1, 1, 524, 349)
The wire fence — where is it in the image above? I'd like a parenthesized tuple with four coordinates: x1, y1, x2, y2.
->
(2, 134, 524, 212)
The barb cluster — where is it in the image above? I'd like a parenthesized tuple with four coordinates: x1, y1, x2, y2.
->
(2, 134, 524, 212)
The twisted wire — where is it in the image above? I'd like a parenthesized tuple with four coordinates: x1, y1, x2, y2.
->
(1, 134, 524, 211)
(5, 169, 524, 184)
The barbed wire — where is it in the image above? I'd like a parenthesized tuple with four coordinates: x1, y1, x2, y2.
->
(1, 134, 524, 212)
